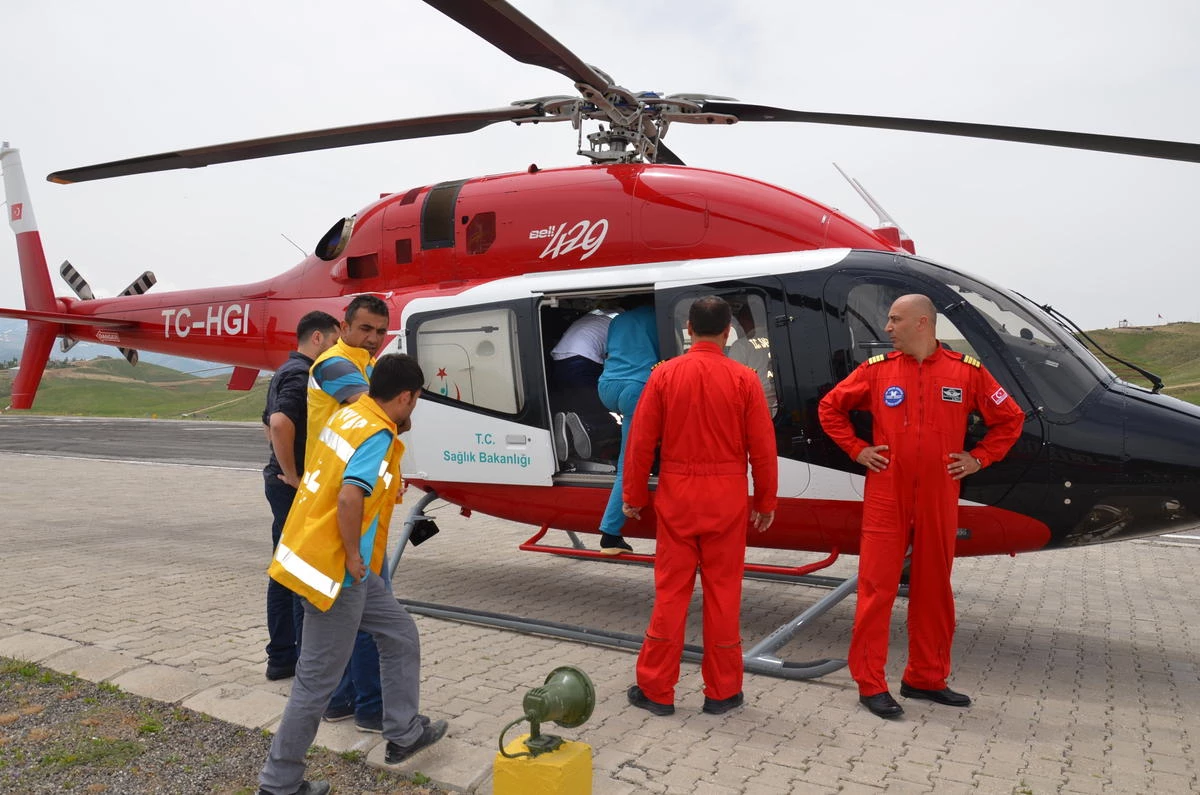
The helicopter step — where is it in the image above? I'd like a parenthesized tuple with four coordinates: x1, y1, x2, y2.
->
(389, 491, 848, 680)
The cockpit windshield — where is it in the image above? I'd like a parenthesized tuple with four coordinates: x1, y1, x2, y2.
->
(931, 266, 1116, 415)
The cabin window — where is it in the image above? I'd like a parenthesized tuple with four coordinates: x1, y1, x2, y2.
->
(668, 292, 778, 416)
(414, 306, 525, 414)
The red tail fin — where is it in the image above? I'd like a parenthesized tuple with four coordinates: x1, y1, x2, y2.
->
(3, 143, 61, 409)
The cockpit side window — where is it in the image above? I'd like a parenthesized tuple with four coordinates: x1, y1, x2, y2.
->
(842, 280, 978, 363)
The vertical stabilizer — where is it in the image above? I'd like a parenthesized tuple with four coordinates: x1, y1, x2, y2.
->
(2, 143, 61, 409)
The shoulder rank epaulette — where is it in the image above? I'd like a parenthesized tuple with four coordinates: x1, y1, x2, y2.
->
(867, 354, 886, 365)
(962, 355, 981, 368)
(651, 359, 667, 370)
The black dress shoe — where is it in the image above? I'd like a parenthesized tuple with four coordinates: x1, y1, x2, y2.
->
(702, 691, 744, 715)
(385, 719, 448, 764)
(627, 685, 674, 716)
(859, 691, 904, 719)
(900, 681, 971, 707)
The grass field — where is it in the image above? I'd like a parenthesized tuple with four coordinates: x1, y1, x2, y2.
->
(2, 323, 1198, 418)
(1081, 321, 1200, 403)
(0, 357, 269, 421)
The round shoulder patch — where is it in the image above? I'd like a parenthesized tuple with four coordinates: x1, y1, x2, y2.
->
(883, 385, 905, 407)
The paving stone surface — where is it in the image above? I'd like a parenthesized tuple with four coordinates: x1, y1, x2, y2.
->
(1, 450, 1198, 793)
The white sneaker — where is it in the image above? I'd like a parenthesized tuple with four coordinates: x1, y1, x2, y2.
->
(565, 412, 592, 459)
(552, 412, 569, 462)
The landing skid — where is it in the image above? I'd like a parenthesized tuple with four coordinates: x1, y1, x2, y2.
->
(389, 490, 853, 680)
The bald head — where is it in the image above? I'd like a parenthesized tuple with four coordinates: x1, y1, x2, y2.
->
(886, 294, 939, 360)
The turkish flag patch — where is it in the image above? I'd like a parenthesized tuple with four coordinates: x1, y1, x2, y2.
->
(10, 203, 22, 221)
(990, 387, 1009, 405)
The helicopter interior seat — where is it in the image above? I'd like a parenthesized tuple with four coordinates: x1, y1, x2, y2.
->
(541, 305, 578, 463)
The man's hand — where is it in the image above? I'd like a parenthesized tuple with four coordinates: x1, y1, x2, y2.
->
(276, 471, 300, 488)
(947, 451, 982, 481)
(856, 444, 890, 472)
(751, 510, 775, 532)
(622, 503, 642, 520)
(345, 552, 367, 582)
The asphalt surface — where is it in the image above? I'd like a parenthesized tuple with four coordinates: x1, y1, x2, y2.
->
(1, 414, 1198, 793)
(0, 415, 265, 469)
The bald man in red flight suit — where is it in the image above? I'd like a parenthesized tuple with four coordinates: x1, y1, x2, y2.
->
(622, 296, 778, 717)
(819, 294, 1024, 719)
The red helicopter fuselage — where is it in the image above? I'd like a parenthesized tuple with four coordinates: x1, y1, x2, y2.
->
(17, 163, 902, 378)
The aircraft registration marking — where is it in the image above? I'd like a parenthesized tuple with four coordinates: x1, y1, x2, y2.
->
(160, 303, 251, 338)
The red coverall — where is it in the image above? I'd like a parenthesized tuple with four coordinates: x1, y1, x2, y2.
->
(818, 346, 1024, 696)
(623, 340, 778, 703)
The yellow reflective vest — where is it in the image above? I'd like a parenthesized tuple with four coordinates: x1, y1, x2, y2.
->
(270, 395, 403, 611)
(306, 338, 376, 466)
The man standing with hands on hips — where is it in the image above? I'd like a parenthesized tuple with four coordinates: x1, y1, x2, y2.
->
(621, 295, 777, 717)
(819, 294, 1024, 719)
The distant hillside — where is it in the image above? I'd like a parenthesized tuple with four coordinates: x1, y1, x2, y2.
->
(0, 356, 269, 421)
(1080, 322, 1200, 405)
(0, 319, 232, 375)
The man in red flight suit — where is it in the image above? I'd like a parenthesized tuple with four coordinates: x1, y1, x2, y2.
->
(819, 294, 1024, 719)
(622, 296, 778, 716)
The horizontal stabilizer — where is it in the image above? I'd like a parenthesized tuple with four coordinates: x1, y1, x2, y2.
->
(227, 366, 259, 391)
(0, 306, 132, 327)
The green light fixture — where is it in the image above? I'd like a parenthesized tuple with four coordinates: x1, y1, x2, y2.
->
(498, 665, 595, 757)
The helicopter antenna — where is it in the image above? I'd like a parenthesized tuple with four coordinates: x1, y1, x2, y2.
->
(833, 163, 913, 252)
(280, 233, 308, 257)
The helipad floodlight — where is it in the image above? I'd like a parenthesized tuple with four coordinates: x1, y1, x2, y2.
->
(498, 665, 595, 757)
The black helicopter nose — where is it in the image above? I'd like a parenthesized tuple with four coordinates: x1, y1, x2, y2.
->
(1054, 382, 1200, 547)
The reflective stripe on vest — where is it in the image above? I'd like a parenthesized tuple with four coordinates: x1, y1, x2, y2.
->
(273, 540, 341, 601)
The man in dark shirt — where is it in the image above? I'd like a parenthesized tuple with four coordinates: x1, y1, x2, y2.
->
(262, 311, 340, 681)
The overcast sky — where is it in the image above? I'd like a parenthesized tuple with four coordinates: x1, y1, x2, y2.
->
(3, 0, 1198, 331)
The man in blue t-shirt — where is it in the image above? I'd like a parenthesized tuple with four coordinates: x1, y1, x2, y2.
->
(262, 311, 339, 681)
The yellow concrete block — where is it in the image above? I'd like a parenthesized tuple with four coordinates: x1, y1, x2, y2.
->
(493, 733, 592, 795)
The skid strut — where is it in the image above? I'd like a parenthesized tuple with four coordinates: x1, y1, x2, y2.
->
(388, 489, 441, 580)
(390, 494, 852, 679)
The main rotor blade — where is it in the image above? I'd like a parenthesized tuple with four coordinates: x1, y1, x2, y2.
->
(701, 102, 1200, 164)
(48, 106, 544, 184)
(422, 0, 611, 94)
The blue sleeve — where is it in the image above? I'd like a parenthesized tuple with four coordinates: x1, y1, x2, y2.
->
(313, 356, 369, 404)
(342, 430, 394, 495)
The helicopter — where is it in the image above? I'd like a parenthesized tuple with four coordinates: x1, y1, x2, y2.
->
(4, 0, 1200, 676)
